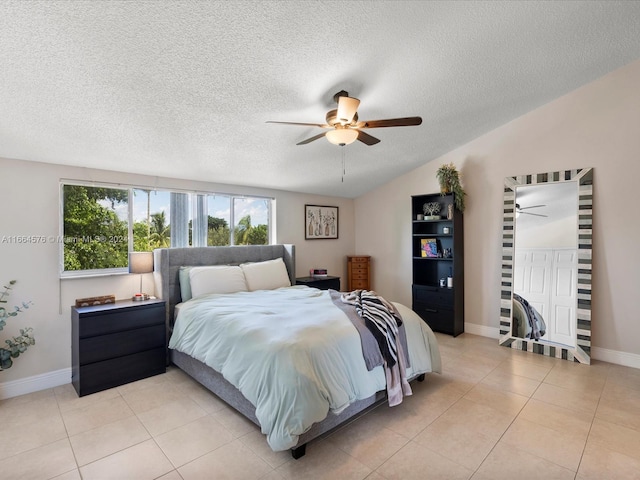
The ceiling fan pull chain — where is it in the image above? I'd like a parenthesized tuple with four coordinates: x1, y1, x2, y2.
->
(341, 146, 346, 182)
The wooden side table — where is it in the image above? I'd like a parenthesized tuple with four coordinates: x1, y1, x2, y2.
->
(347, 256, 371, 291)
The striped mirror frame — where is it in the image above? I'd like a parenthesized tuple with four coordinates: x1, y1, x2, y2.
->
(499, 168, 593, 364)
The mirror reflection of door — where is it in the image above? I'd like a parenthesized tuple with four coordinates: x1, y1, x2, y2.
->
(513, 182, 578, 347)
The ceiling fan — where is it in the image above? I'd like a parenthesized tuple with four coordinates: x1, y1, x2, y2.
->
(266, 90, 422, 146)
(516, 203, 548, 217)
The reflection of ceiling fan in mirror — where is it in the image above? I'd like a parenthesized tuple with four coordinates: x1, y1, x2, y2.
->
(516, 203, 547, 217)
(266, 90, 422, 146)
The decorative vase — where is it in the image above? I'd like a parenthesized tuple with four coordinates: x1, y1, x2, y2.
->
(447, 204, 454, 220)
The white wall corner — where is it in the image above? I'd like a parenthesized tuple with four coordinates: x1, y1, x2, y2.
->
(0, 368, 71, 400)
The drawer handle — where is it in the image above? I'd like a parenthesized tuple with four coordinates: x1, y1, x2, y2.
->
(424, 308, 438, 313)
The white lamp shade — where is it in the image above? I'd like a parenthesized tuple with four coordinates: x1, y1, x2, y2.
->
(337, 96, 360, 124)
(128, 251, 154, 274)
(326, 128, 358, 146)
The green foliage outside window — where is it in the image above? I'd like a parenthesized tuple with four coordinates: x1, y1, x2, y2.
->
(207, 216, 231, 246)
(234, 215, 268, 245)
(63, 185, 129, 271)
(63, 185, 270, 272)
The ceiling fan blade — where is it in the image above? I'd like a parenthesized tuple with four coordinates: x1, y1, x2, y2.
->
(358, 117, 423, 129)
(519, 204, 546, 210)
(522, 211, 548, 217)
(296, 132, 327, 145)
(337, 96, 360, 124)
(266, 121, 330, 128)
(356, 130, 381, 145)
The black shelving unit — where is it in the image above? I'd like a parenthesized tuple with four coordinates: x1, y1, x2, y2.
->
(411, 193, 464, 336)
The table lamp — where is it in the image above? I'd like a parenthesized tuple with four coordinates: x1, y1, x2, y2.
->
(128, 251, 153, 301)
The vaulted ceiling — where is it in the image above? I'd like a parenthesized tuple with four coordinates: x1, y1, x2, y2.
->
(1, 1, 639, 198)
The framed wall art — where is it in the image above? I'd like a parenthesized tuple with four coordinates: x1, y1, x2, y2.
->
(305, 205, 338, 239)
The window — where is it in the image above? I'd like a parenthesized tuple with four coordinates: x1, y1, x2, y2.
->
(132, 189, 172, 251)
(62, 182, 273, 275)
(233, 197, 270, 245)
(62, 185, 129, 273)
(206, 195, 231, 246)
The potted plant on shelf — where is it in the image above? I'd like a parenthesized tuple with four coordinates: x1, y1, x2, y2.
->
(0, 280, 35, 371)
(436, 162, 466, 212)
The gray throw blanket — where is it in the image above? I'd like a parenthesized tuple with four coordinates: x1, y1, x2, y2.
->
(332, 289, 412, 406)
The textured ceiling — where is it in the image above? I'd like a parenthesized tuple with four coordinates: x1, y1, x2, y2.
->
(1, 1, 639, 198)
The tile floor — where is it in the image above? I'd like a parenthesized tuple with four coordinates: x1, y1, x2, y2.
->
(1, 332, 640, 479)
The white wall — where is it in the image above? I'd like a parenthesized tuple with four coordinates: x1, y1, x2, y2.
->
(355, 59, 640, 359)
(0, 158, 355, 388)
(3, 59, 639, 395)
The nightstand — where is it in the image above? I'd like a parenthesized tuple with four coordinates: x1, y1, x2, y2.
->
(296, 276, 341, 291)
(71, 298, 166, 396)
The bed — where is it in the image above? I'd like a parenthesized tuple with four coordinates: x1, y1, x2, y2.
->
(512, 293, 547, 340)
(153, 244, 441, 458)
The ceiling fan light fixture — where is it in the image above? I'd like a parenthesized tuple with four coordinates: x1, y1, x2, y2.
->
(336, 96, 360, 124)
(326, 128, 358, 146)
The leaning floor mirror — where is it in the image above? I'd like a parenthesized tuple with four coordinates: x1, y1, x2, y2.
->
(499, 168, 593, 364)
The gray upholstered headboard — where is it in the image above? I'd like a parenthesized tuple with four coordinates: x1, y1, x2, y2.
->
(153, 244, 295, 333)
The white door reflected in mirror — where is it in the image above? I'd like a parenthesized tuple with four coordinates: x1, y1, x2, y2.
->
(513, 182, 578, 347)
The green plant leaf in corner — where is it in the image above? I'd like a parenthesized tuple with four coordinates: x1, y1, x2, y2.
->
(0, 281, 35, 371)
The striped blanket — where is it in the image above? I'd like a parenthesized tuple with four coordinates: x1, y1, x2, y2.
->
(341, 289, 412, 406)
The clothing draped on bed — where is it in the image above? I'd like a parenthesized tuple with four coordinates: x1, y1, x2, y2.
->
(168, 285, 440, 451)
(337, 289, 412, 406)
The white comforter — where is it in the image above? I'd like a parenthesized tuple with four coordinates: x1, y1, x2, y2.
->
(168, 285, 441, 451)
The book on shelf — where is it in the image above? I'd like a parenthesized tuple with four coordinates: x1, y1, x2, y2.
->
(421, 238, 438, 258)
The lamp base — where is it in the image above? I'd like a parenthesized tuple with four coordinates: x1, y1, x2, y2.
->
(132, 293, 150, 302)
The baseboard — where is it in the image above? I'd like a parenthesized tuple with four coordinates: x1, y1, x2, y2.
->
(591, 346, 640, 369)
(465, 322, 640, 369)
(0, 368, 71, 400)
(464, 322, 500, 338)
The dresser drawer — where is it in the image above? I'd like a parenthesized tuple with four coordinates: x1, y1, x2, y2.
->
(351, 268, 368, 275)
(350, 262, 369, 270)
(77, 304, 165, 338)
(79, 324, 165, 365)
(412, 285, 453, 308)
(350, 257, 370, 263)
(76, 347, 166, 396)
(351, 279, 369, 289)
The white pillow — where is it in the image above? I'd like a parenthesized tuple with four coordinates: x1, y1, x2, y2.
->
(189, 265, 248, 298)
(240, 258, 291, 291)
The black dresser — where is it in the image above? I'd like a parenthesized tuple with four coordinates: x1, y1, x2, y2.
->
(72, 298, 166, 396)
